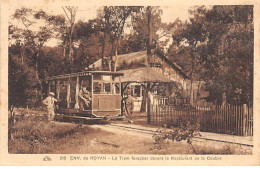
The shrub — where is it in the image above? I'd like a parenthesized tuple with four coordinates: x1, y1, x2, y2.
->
(152, 121, 201, 154)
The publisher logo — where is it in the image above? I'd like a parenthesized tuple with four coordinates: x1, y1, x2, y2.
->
(43, 156, 52, 161)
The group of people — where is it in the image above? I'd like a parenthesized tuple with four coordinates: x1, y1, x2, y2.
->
(43, 87, 91, 121)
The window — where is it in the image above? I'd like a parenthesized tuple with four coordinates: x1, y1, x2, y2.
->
(93, 82, 101, 94)
(112, 75, 120, 82)
(134, 85, 141, 97)
(93, 74, 102, 80)
(103, 75, 111, 81)
(112, 83, 120, 94)
(150, 63, 162, 68)
(103, 83, 111, 94)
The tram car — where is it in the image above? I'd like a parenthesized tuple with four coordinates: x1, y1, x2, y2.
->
(45, 71, 124, 119)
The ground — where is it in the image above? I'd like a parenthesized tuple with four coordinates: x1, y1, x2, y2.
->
(8, 108, 253, 154)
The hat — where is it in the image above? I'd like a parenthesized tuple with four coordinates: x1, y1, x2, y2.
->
(49, 92, 55, 96)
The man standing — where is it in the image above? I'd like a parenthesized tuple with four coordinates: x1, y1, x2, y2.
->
(43, 92, 57, 121)
(123, 88, 133, 124)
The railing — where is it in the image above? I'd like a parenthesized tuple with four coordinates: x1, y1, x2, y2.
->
(151, 96, 189, 106)
(148, 98, 253, 136)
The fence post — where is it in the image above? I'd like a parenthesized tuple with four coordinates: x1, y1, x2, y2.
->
(243, 104, 248, 136)
(57, 80, 61, 100)
(147, 98, 151, 124)
(156, 104, 158, 126)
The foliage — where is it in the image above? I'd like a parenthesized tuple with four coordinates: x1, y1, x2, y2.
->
(126, 7, 173, 52)
(168, 5, 253, 105)
(152, 122, 201, 154)
(8, 115, 93, 154)
(97, 6, 143, 71)
(9, 5, 253, 108)
(9, 8, 89, 107)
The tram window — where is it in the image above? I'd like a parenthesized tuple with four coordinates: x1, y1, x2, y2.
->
(93, 74, 102, 80)
(112, 83, 120, 94)
(112, 76, 119, 82)
(103, 83, 111, 94)
(103, 75, 111, 81)
(93, 82, 101, 94)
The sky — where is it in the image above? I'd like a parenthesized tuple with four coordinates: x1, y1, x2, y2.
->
(9, 5, 194, 47)
(9, 5, 192, 23)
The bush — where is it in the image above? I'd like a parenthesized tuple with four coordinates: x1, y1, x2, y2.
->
(152, 121, 201, 154)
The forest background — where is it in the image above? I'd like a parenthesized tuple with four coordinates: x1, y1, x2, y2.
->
(8, 5, 253, 107)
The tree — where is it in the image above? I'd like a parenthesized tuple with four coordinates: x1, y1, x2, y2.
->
(98, 6, 142, 71)
(62, 6, 78, 64)
(9, 8, 67, 107)
(168, 5, 253, 105)
(11, 8, 55, 105)
(127, 6, 172, 53)
(169, 6, 208, 105)
(138, 7, 174, 112)
(203, 5, 253, 105)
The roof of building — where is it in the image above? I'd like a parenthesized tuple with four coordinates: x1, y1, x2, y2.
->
(119, 67, 173, 83)
(88, 50, 189, 79)
(155, 50, 189, 79)
(88, 50, 147, 69)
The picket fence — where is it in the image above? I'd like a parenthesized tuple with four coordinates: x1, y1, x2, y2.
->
(147, 98, 253, 136)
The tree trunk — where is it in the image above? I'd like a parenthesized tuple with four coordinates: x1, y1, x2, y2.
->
(109, 40, 115, 71)
(190, 79, 193, 106)
(101, 32, 107, 71)
(68, 28, 74, 64)
(35, 53, 43, 105)
(63, 40, 68, 62)
(39, 82, 43, 104)
(114, 40, 118, 72)
(140, 83, 150, 112)
(108, 60, 112, 71)
(146, 6, 152, 66)
(190, 51, 195, 106)
(21, 46, 25, 64)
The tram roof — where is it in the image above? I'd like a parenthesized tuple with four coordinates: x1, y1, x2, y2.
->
(45, 71, 124, 81)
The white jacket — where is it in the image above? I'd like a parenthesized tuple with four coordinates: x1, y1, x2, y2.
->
(43, 96, 57, 109)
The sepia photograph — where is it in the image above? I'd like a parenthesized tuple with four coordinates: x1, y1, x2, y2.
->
(1, 0, 259, 166)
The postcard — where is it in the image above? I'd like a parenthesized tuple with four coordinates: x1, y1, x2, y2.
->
(1, 0, 259, 166)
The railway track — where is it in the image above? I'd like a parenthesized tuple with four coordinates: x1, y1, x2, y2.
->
(108, 123, 254, 147)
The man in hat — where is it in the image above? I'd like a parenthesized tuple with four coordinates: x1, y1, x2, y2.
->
(79, 87, 91, 110)
(123, 87, 134, 124)
(43, 92, 58, 121)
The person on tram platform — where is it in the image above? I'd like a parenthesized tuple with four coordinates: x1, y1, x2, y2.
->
(79, 87, 92, 110)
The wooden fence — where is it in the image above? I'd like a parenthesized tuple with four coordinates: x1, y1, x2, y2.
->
(148, 98, 253, 136)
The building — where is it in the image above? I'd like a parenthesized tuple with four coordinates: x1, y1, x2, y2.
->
(88, 49, 190, 111)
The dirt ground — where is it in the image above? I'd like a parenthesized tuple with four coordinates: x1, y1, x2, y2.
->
(8, 108, 252, 154)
